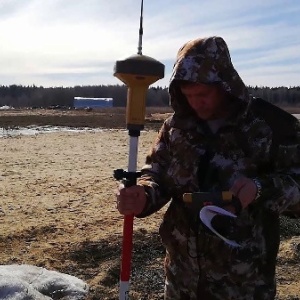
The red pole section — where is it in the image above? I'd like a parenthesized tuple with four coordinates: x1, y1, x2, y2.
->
(120, 214, 134, 282)
(119, 134, 139, 300)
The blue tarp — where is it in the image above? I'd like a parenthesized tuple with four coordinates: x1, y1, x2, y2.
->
(74, 98, 113, 108)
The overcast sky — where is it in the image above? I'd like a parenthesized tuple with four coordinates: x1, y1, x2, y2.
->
(0, 0, 299, 88)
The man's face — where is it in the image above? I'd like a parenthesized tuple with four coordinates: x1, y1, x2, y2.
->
(180, 82, 228, 120)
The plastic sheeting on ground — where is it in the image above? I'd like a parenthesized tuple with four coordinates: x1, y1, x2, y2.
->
(0, 264, 88, 300)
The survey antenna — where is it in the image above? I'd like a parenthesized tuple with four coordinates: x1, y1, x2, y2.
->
(113, 0, 165, 299)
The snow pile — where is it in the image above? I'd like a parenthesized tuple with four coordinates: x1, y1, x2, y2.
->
(0, 105, 14, 110)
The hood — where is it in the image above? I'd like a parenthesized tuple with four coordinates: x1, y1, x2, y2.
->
(169, 36, 250, 116)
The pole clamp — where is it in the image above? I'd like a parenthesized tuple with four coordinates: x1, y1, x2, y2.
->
(113, 168, 142, 187)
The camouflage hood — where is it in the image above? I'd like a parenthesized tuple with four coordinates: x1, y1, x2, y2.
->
(169, 36, 250, 116)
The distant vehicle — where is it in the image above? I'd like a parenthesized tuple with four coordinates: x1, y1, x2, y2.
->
(73, 97, 113, 109)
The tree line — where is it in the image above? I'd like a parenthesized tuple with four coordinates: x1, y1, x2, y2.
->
(0, 84, 299, 108)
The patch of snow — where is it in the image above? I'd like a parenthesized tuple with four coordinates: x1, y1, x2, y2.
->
(0, 106, 14, 110)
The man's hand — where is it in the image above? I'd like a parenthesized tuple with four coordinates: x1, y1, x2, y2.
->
(116, 184, 147, 216)
(230, 177, 258, 209)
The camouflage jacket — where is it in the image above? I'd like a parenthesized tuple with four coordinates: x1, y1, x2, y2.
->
(135, 35, 300, 299)
(137, 99, 300, 214)
(137, 36, 300, 220)
(136, 37, 300, 251)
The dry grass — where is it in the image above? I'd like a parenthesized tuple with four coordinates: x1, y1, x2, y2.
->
(0, 128, 166, 299)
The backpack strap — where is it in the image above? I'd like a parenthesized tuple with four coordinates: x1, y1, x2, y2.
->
(248, 97, 298, 146)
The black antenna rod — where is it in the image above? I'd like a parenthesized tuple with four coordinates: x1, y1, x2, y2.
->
(137, 0, 143, 55)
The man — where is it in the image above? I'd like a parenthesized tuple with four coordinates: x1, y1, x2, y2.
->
(116, 36, 300, 299)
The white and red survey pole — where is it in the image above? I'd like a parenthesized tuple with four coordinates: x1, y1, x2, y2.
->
(113, 1, 164, 299)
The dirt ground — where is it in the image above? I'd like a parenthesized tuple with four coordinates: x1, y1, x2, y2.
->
(0, 108, 300, 300)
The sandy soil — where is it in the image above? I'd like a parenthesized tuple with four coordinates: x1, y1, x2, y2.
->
(0, 109, 300, 299)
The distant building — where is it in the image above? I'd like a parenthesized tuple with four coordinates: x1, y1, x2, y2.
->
(73, 97, 113, 109)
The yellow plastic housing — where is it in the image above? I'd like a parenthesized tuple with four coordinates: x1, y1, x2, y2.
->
(114, 73, 161, 128)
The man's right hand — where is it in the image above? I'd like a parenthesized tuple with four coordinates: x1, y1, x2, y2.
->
(116, 184, 147, 216)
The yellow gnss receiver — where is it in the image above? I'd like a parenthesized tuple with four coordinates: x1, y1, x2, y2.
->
(113, 0, 165, 130)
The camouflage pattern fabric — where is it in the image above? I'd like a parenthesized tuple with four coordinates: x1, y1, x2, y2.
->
(137, 36, 300, 299)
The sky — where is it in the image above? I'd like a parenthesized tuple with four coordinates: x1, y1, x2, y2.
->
(0, 0, 299, 88)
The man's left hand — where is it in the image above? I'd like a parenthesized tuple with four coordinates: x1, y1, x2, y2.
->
(230, 177, 258, 209)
